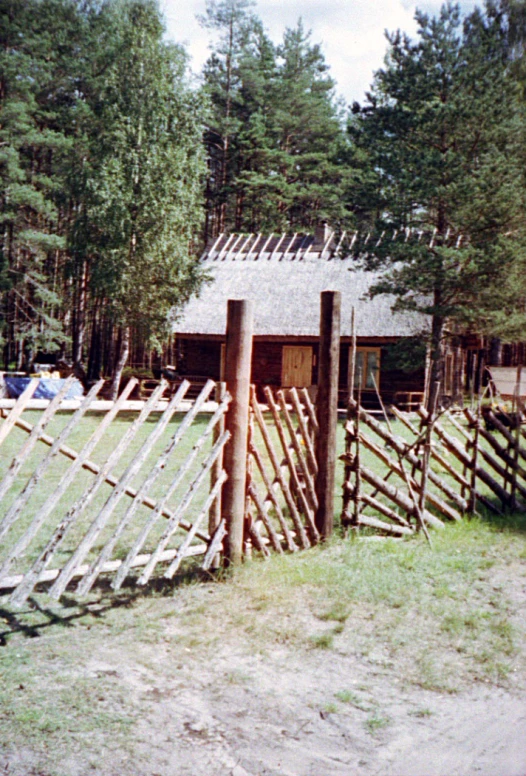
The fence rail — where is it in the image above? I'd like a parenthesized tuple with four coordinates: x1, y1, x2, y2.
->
(245, 386, 319, 555)
(341, 397, 526, 537)
(0, 379, 230, 602)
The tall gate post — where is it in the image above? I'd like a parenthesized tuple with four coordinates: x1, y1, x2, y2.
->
(222, 299, 254, 565)
(315, 290, 341, 539)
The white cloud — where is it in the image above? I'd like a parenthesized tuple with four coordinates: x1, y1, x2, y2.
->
(161, 0, 479, 103)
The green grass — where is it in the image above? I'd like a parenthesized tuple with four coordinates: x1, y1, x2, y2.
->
(366, 714, 391, 733)
(334, 690, 373, 712)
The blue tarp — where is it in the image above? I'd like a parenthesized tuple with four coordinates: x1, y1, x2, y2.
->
(3, 377, 84, 400)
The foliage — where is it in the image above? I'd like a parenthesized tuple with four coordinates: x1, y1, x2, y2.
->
(383, 336, 427, 374)
(200, 1, 350, 236)
(346, 3, 526, 400)
(0, 0, 78, 364)
(0, 0, 206, 380)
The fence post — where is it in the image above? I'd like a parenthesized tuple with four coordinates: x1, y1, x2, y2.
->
(222, 299, 254, 565)
(315, 290, 341, 539)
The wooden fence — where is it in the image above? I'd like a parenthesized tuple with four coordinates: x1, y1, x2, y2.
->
(245, 385, 319, 554)
(341, 397, 526, 537)
(3, 289, 524, 602)
(0, 377, 231, 603)
(0, 293, 341, 601)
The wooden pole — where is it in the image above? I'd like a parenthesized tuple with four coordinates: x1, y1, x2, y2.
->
(511, 365, 523, 510)
(222, 299, 254, 565)
(209, 381, 226, 569)
(315, 290, 341, 539)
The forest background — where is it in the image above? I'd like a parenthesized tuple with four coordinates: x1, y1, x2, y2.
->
(1, 0, 525, 395)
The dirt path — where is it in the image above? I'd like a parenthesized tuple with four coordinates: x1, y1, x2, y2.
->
(95, 640, 526, 776)
(1, 528, 525, 776)
(3, 617, 525, 776)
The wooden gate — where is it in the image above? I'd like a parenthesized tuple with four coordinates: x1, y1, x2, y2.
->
(244, 386, 320, 554)
(0, 377, 230, 604)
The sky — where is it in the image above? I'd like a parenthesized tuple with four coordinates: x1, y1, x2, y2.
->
(161, 0, 480, 105)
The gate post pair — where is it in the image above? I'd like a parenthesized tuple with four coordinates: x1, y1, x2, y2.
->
(221, 292, 341, 565)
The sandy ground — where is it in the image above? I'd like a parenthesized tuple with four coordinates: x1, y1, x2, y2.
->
(4, 635, 525, 776)
(128, 647, 526, 776)
(1, 548, 525, 776)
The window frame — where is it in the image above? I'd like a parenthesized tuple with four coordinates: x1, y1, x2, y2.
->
(349, 346, 381, 391)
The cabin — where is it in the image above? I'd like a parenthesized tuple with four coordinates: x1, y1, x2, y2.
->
(173, 228, 429, 409)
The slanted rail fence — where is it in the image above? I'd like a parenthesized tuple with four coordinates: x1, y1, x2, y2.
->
(1, 292, 524, 603)
(341, 392, 526, 539)
(0, 295, 337, 602)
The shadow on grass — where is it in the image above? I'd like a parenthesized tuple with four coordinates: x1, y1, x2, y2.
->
(474, 503, 526, 535)
(0, 566, 220, 645)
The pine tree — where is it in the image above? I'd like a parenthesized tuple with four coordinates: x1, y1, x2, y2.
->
(1, 0, 207, 387)
(264, 21, 348, 230)
(348, 3, 525, 407)
(200, 0, 257, 236)
(201, 8, 350, 235)
(0, 0, 79, 368)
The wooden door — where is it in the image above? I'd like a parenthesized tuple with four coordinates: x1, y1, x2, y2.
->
(282, 346, 313, 387)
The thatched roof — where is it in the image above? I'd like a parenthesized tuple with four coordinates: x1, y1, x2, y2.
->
(175, 233, 428, 338)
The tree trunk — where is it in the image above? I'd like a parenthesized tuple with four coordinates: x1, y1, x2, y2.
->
(489, 337, 502, 366)
(72, 261, 87, 369)
(109, 326, 130, 401)
(427, 293, 445, 413)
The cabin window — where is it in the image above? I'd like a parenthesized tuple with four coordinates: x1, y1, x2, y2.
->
(350, 347, 381, 391)
(282, 346, 313, 387)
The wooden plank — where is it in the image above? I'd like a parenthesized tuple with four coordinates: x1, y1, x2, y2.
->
(391, 406, 471, 493)
(222, 299, 253, 566)
(341, 452, 444, 529)
(357, 406, 468, 512)
(298, 386, 319, 438)
(0, 398, 218, 412)
(445, 410, 526, 502)
(0, 385, 216, 541)
(360, 492, 414, 529)
(0, 545, 208, 591)
(265, 388, 318, 541)
(66, 382, 194, 598)
(164, 470, 228, 578)
(111, 390, 231, 591)
(246, 521, 270, 557)
(250, 389, 310, 549)
(6, 379, 141, 605)
(247, 482, 284, 553)
(77, 381, 219, 596)
(248, 440, 297, 552)
(276, 390, 319, 512)
(419, 408, 512, 509)
(359, 433, 461, 523)
(357, 514, 414, 537)
(209, 382, 226, 567)
(464, 408, 526, 484)
(202, 520, 227, 570)
(0, 376, 74, 504)
(0, 380, 105, 546)
(46, 381, 171, 598)
(483, 409, 526, 465)
(288, 388, 318, 474)
(136, 431, 231, 586)
(0, 378, 39, 447)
